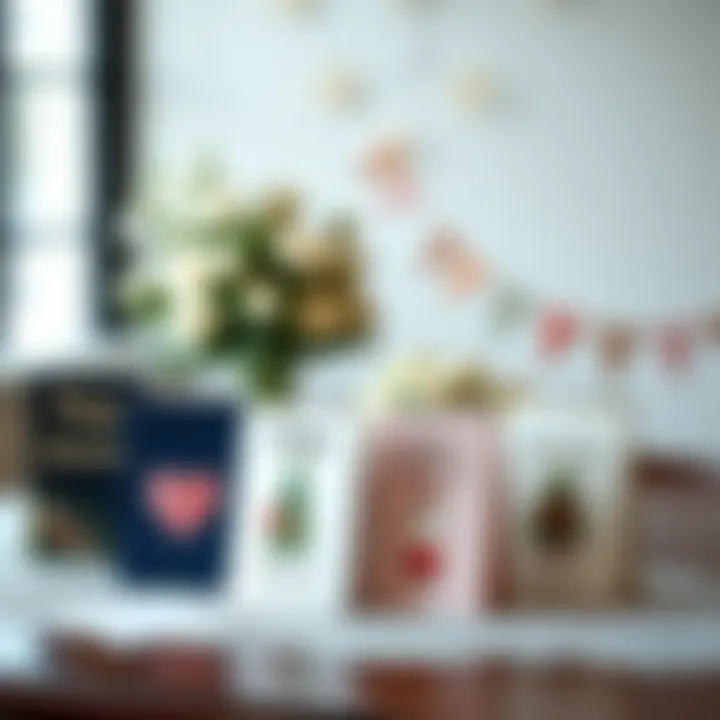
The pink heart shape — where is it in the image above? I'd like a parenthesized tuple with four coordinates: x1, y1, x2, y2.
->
(146, 469, 221, 540)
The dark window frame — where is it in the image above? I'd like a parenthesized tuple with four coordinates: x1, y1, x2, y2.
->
(93, 0, 136, 331)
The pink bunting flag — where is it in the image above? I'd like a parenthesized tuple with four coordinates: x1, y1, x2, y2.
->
(424, 227, 463, 270)
(424, 227, 487, 300)
(537, 308, 581, 361)
(658, 326, 694, 373)
(361, 137, 420, 212)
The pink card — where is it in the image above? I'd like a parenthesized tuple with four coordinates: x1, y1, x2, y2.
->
(354, 414, 503, 616)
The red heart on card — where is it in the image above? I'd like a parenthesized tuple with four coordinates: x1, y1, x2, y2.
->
(403, 543, 444, 582)
(146, 470, 221, 540)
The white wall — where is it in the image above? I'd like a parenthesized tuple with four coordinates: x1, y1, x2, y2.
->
(140, 0, 720, 458)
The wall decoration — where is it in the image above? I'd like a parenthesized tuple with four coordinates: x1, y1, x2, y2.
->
(449, 68, 498, 117)
(424, 227, 485, 298)
(423, 227, 463, 270)
(449, 254, 486, 298)
(599, 325, 636, 372)
(658, 326, 694, 373)
(420, 231, 714, 375)
(361, 135, 419, 211)
(490, 285, 532, 335)
(318, 67, 365, 114)
(537, 308, 581, 361)
(706, 314, 720, 345)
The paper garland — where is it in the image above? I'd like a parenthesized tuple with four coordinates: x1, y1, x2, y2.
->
(420, 227, 719, 374)
(359, 127, 715, 377)
(706, 314, 720, 345)
(658, 327, 695, 373)
(319, 67, 365, 114)
(361, 136, 420, 212)
(424, 228, 486, 298)
(537, 309, 581, 361)
(490, 285, 532, 335)
(450, 69, 499, 117)
(599, 326, 636, 372)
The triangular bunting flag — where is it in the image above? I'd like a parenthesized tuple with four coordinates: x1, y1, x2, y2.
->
(599, 325, 636, 372)
(424, 228, 463, 271)
(537, 308, 581, 360)
(425, 228, 486, 300)
(491, 285, 531, 334)
(658, 326, 694, 373)
(705, 313, 720, 345)
(449, 247, 486, 298)
(385, 175, 421, 212)
(362, 136, 420, 212)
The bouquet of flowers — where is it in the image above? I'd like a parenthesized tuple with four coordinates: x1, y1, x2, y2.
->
(122, 161, 372, 399)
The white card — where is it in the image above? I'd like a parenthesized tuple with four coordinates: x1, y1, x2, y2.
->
(231, 406, 363, 618)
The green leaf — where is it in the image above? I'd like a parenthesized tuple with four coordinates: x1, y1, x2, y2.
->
(490, 285, 531, 334)
(123, 283, 168, 324)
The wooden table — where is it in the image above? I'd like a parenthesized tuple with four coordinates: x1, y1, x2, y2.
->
(0, 635, 720, 719)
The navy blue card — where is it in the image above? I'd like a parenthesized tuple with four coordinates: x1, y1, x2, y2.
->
(119, 397, 238, 588)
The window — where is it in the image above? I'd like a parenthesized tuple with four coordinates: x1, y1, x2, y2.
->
(1, 0, 134, 356)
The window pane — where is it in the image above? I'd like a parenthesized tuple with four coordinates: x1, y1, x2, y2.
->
(8, 0, 91, 67)
(7, 241, 92, 355)
(10, 84, 91, 227)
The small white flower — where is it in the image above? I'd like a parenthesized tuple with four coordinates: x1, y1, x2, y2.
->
(166, 250, 223, 346)
(277, 230, 316, 268)
(246, 284, 281, 321)
(183, 188, 242, 227)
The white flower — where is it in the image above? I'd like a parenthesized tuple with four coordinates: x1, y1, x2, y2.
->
(166, 250, 226, 346)
(246, 283, 281, 321)
(182, 187, 242, 227)
(277, 229, 316, 268)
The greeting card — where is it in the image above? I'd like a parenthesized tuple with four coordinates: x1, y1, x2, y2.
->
(118, 395, 238, 588)
(233, 407, 362, 616)
(27, 372, 137, 560)
(353, 414, 503, 616)
(503, 404, 634, 608)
